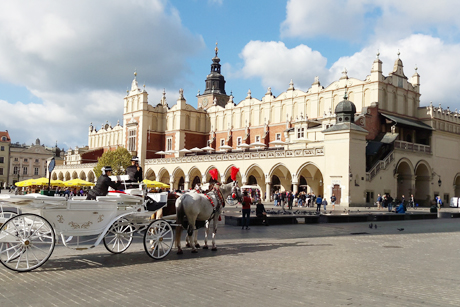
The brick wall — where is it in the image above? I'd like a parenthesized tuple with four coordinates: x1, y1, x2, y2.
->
(185, 132, 207, 149)
(363, 105, 381, 140)
(81, 148, 104, 163)
(146, 132, 165, 159)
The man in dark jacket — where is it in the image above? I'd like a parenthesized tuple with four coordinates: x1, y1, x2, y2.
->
(126, 157, 143, 183)
(86, 166, 121, 200)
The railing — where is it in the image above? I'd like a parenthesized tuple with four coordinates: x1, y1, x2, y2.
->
(366, 151, 394, 182)
(394, 140, 431, 153)
(145, 147, 325, 165)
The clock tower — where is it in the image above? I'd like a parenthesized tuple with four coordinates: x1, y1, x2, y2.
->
(197, 43, 229, 109)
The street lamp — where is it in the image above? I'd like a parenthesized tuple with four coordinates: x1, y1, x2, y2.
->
(438, 176, 442, 187)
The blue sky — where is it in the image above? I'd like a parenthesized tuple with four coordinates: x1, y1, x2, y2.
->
(1, 0, 460, 149)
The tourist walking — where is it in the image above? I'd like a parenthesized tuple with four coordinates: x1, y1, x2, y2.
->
(409, 194, 415, 208)
(316, 195, 323, 213)
(274, 191, 279, 207)
(376, 193, 383, 210)
(287, 191, 294, 210)
(331, 194, 337, 210)
(322, 197, 328, 212)
(280, 191, 286, 211)
(241, 191, 252, 230)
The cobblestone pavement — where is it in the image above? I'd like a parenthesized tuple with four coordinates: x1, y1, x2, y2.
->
(1, 216, 460, 307)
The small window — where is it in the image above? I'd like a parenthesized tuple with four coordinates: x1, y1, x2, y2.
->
(0, 157, 3, 163)
(22, 167, 28, 175)
(0, 146, 4, 151)
(166, 138, 172, 151)
(297, 128, 304, 138)
(220, 139, 225, 147)
(24, 158, 28, 162)
(34, 167, 39, 175)
(0, 168, 3, 175)
(276, 133, 281, 141)
(1, 136, 6, 141)
(13, 166, 19, 175)
(14, 157, 18, 161)
(237, 137, 242, 145)
(255, 136, 260, 142)
(35, 159, 39, 163)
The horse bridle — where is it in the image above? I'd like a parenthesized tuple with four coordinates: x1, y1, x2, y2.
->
(231, 185, 243, 204)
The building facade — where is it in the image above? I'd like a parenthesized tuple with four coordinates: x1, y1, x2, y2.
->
(9, 139, 60, 185)
(0, 131, 11, 187)
(53, 50, 460, 206)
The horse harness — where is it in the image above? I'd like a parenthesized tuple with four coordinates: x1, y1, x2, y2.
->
(196, 187, 225, 221)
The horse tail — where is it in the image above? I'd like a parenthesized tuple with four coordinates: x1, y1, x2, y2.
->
(174, 195, 185, 248)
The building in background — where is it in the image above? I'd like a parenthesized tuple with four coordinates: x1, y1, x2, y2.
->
(53, 49, 460, 206)
(0, 131, 11, 188)
(9, 138, 62, 185)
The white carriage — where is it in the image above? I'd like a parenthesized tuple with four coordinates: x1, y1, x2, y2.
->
(0, 177, 175, 272)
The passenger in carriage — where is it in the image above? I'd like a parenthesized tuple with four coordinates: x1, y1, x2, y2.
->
(126, 157, 143, 183)
(86, 166, 121, 200)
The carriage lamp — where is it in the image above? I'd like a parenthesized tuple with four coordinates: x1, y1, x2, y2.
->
(438, 176, 442, 187)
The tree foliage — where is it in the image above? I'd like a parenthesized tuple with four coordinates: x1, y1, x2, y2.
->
(94, 147, 132, 177)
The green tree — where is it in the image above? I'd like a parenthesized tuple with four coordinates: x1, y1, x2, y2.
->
(94, 147, 132, 177)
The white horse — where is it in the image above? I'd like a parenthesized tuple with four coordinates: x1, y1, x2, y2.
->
(175, 181, 240, 254)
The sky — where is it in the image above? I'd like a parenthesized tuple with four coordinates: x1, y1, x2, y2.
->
(1, 0, 460, 149)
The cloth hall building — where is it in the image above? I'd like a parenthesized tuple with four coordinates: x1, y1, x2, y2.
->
(52, 49, 460, 206)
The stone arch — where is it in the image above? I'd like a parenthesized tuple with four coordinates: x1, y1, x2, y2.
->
(414, 160, 431, 206)
(79, 171, 86, 180)
(145, 168, 156, 181)
(296, 162, 324, 198)
(157, 168, 170, 185)
(58, 172, 64, 181)
(245, 163, 266, 198)
(395, 158, 414, 200)
(454, 173, 460, 197)
(65, 172, 71, 181)
(172, 167, 186, 191)
(72, 171, 78, 179)
(51, 172, 57, 180)
(268, 163, 292, 190)
(188, 167, 203, 189)
(88, 171, 95, 183)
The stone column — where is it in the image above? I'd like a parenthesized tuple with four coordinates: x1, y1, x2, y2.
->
(184, 174, 190, 191)
(292, 174, 299, 195)
(169, 175, 174, 191)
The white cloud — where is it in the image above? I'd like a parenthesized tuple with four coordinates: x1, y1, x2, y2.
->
(238, 41, 328, 93)
(237, 35, 460, 110)
(281, 0, 460, 41)
(0, 0, 204, 148)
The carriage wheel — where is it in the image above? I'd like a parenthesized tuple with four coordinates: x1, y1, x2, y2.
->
(0, 210, 18, 225)
(103, 218, 134, 254)
(143, 219, 173, 260)
(0, 214, 55, 272)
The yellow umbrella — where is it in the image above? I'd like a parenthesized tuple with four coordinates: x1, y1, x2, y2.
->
(64, 179, 95, 187)
(142, 179, 170, 188)
(50, 179, 65, 187)
(15, 179, 34, 187)
(28, 177, 50, 186)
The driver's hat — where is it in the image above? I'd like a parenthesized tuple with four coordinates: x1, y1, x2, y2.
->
(102, 166, 112, 175)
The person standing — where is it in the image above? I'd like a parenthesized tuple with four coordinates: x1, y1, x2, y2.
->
(280, 190, 286, 211)
(322, 197, 328, 212)
(387, 194, 394, 212)
(376, 193, 383, 210)
(287, 191, 294, 210)
(331, 194, 337, 210)
(274, 191, 279, 207)
(126, 157, 143, 183)
(241, 191, 252, 230)
(409, 194, 415, 208)
(316, 195, 323, 213)
(436, 196, 443, 211)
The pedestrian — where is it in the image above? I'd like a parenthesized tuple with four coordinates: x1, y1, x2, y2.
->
(306, 193, 311, 207)
(287, 191, 293, 210)
(409, 194, 415, 208)
(316, 194, 323, 213)
(256, 200, 269, 226)
(241, 190, 252, 230)
(386, 194, 393, 212)
(280, 191, 286, 211)
(274, 191, 279, 207)
(376, 193, 383, 210)
(331, 193, 337, 210)
(322, 197, 328, 212)
(436, 196, 443, 211)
